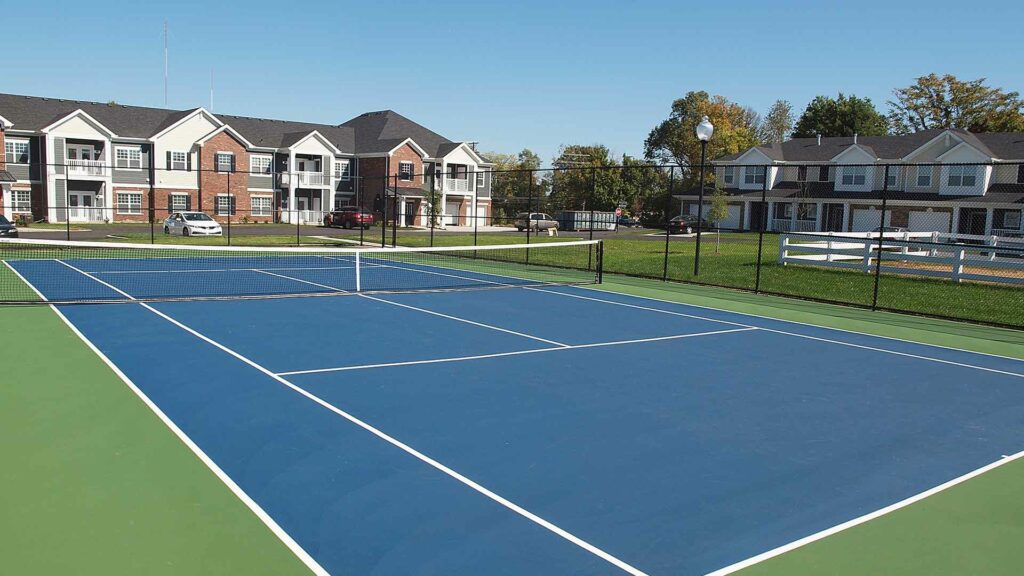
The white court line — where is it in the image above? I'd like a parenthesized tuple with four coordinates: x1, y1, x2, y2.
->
(360, 293, 571, 348)
(252, 269, 349, 293)
(5, 260, 330, 576)
(705, 450, 1024, 576)
(95, 265, 362, 274)
(49, 260, 651, 575)
(526, 287, 754, 329)
(535, 288, 1024, 379)
(277, 327, 758, 376)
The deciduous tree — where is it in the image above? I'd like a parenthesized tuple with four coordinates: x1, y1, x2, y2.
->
(792, 94, 888, 137)
(888, 73, 1024, 133)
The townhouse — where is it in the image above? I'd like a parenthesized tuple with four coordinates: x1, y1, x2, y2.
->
(0, 93, 493, 226)
(677, 129, 1024, 237)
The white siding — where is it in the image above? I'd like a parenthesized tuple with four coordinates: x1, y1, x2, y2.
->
(153, 113, 220, 189)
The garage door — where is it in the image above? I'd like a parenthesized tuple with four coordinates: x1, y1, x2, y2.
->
(851, 208, 889, 231)
(691, 204, 741, 229)
(446, 201, 460, 226)
(908, 210, 951, 233)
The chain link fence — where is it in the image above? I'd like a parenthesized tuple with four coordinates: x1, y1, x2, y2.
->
(4, 161, 1022, 327)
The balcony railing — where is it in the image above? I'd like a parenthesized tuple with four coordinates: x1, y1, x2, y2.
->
(445, 177, 471, 193)
(770, 218, 818, 233)
(280, 171, 326, 187)
(67, 160, 108, 178)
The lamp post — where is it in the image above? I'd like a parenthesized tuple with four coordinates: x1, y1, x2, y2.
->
(693, 115, 714, 276)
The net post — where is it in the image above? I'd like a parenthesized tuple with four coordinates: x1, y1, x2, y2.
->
(391, 174, 398, 248)
(663, 166, 674, 281)
(597, 239, 604, 284)
(355, 250, 361, 292)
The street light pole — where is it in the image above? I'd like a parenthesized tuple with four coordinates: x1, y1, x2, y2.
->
(693, 116, 714, 276)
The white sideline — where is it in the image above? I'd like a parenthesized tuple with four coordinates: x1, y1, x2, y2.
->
(704, 450, 1024, 576)
(2, 260, 330, 576)
(277, 327, 758, 376)
(252, 269, 349, 293)
(95, 265, 364, 274)
(47, 260, 650, 576)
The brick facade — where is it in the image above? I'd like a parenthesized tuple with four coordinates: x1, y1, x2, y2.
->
(389, 144, 424, 186)
(197, 131, 260, 222)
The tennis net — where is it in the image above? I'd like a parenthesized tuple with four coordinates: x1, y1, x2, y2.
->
(0, 238, 602, 304)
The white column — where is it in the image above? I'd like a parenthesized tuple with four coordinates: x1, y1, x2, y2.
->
(398, 195, 406, 225)
(815, 201, 824, 232)
(985, 208, 994, 235)
(287, 151, 296, 224)
(766, 201, 775, 231)
(789, 201, 797, 230)
(951, 207, 961, 235)
(742, 201, 751, 230)
(842, 203, 851, 232)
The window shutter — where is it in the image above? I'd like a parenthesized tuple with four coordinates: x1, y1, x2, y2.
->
(166, 151, 172, 171)
(187, 153, 192, 172)
(185, 195, 192, 211)
(229, 196, 237, 215)
(230, 156, 236, 173)
(167, 195, 173, 213)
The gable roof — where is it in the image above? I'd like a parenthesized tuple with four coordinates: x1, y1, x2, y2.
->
(340, 110, 453, 156)
(717, 129, 1024, 163)
(216, 114, 354, 152)
(0, 93, 178, 138)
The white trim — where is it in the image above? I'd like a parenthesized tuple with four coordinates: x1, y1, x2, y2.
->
(1, 261, 329, 576)
(196, 124, 256, 149)
(115, 191, 144, 214)
(40, 109, 118, 138)
(901, 129, 963, 162)
(437, 142, 487, 164)
(0, 113, 12, 129)
(4, 137, 32, 164)
(935, 141, 992, 162)
(149, 108, 222, 141)
(386, 137, 428, 159)
(114, 145, 143, 171)
(830, 144, 878, 163)
(706, 451, 1024, 576)
(249, 154, 273, 176)
(285, 131, 342, 155)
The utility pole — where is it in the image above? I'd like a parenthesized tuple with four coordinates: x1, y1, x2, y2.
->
(163, 21, 168, 107)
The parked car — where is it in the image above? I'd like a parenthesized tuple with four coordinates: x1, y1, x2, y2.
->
(0, 214, 18, 238)
(616, 215, 641, 228)
(163, 212, 223, 236)
(324, 207, 376, 229)
(667, 214, 710, 234)
(514, 212, 559, 232)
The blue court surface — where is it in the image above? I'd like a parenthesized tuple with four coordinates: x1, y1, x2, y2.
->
(11, 255, 1024, 575)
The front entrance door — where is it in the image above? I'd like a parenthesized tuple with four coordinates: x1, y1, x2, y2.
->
(446, 201, 460, 226)
(958, 208, 987, 236)
(749, 202, 768, 231)
(404, 201, 416, 226)
(822, 204, 845, 232)
(68, 193, 94, 222)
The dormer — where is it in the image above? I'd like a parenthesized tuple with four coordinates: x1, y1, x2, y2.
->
(935, 142, 992, 196)
(831, 144, 876, 193)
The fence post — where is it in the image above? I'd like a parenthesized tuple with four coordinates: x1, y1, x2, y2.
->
(526, 170, 533, 265)
(150, 183, 155, 244)
(589, 166, 596, 243)
(429, 170, 436, 247)
(662, 167, 675, 281)
(778, 234, 787, 265)
(358, 175, 364, 246)
(392, 174, 398, 248)
(226, 172, 232, 246)
(754, 165, 768, 293)
(65, 176, 71, 241)
(473, 170, 479, 250)
(953, 249, 965, 282)
(381, 176, 387, 248)
(871, 166, 890, 310)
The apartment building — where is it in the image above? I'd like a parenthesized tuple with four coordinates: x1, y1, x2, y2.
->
(677, 129, 1024, 237)
(0, 93, 493, 226)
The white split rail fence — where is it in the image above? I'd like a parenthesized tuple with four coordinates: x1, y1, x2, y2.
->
(778, 231, 1024, 285)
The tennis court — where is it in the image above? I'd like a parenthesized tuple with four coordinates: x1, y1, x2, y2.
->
(3, 238, 1024, 575)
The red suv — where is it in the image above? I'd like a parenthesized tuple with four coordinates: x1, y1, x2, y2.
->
(324, 207, 376, 229)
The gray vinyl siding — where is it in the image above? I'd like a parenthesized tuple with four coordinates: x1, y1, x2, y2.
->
(7, 163, 31, 181)
(54, 178, 67, 222)
(249, 174, 273, 189)
(53, 137, 65, 174)
(112, 142, 151, 185)
(477, 169, 491, 198)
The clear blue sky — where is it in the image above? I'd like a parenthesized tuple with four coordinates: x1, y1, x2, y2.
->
(6, 0, 1022, 163)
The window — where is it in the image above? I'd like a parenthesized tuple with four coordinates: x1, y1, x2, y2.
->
(797, 203, 818, 221)
(333, 159, 351, 180)
(947, 165, 977, 187)
(4, 139, 30, 164)
(215, 195, 236, 216)
(775, 203, 793, 219)
(476, 169, 486, 189)
(251, 196, 272, 217)
(885, 167, 898, 188)
(170, 151, 188, 171)
(115, 147, 142, 170)
(215, 152, 234, 173)
(743, 166, 765, 185)
(916, 166, 931, 187)
(169, 193, 189, 212)
(723, 166, 735, 185)
(250, 155, 272, 175)
(797, 166, 807, 182)
(840, 165, 866, 186)
(116, 192, 142, 214)
(398, 161, 414, 181)
(13, 190, 31, 211)
(818, 166, 829, 182)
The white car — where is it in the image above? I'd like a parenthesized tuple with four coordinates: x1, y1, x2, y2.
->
(163, 211, 223, 236)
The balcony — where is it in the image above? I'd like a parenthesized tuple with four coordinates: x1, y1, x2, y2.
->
(67, 159, 108, 178)
(280, 171, 326, 187)
(771, 218, 818, 233)
(445, 177, 471, 193)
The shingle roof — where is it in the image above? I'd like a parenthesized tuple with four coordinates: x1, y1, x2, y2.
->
(717, 129, 1024, 163)
(677, 182, 1024, 204)
(0, 93, 179, 138)
(216, 114, 355, 152)
(340, 110, 453, 156)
